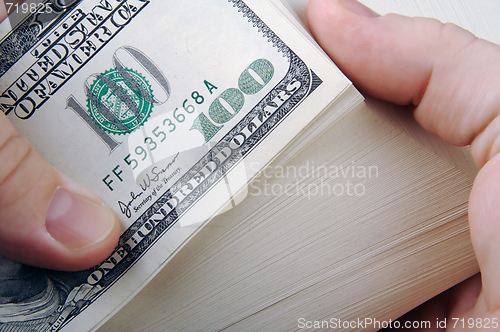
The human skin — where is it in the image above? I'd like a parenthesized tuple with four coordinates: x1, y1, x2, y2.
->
(0, 1, 7, 22)
(1, 1, 499, 327)
(308, 0, 500, 328)
(0, 0, 121, 270)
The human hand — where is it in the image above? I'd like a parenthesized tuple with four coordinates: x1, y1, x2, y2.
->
(307, 0, 500, 327)
(0, 112, 121, 271)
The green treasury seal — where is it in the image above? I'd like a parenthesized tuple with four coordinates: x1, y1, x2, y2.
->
(86, 68, 154, 135)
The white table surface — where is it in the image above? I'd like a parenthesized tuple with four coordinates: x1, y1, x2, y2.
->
(285, 0, 500, 45)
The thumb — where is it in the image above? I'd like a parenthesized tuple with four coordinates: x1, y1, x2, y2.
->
(0, 112, 121, 271)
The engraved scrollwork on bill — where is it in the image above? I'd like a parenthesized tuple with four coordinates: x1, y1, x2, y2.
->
(0, 0, 82, 77)
(0, 0, 149, 118)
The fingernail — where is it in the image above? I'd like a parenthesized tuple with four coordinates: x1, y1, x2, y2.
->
(45, 189, 117, 250)
(340, 0, 380, 17)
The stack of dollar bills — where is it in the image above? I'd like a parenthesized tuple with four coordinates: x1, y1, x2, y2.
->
(0, 0, 478, 331)
(0, 0, 363, 330)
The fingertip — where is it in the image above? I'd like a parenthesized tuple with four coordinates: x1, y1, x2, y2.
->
(43, 188, 122, 270)
(45, 189, 116, 250)
(0, 181, 122, 271)
(45, 209, 122, 272)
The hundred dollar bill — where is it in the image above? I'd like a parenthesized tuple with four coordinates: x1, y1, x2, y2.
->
(0, 0, 360, 331)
